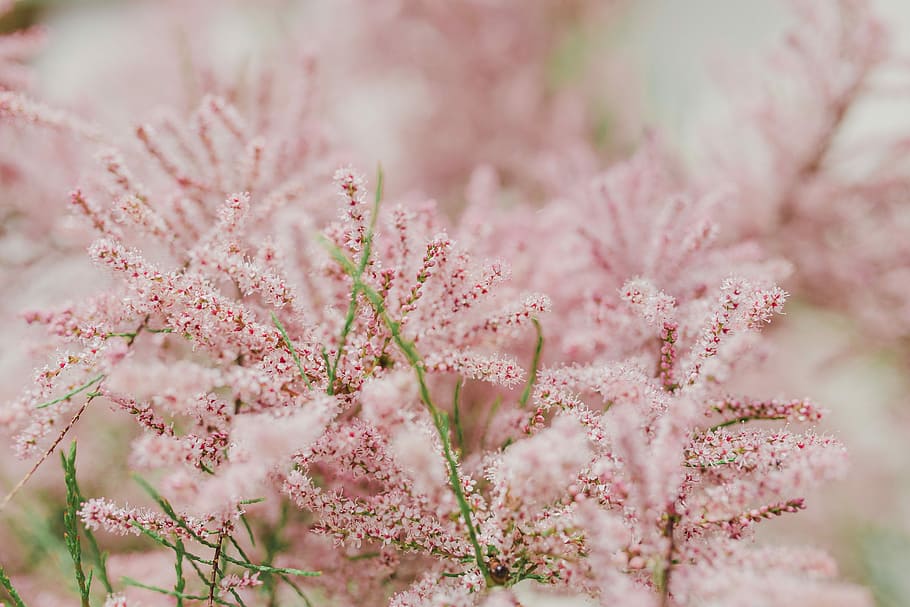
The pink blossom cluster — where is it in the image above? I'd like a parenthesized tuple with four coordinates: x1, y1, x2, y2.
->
(0, 0, 905, 606)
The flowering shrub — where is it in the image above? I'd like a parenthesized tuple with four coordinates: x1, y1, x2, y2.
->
(0, 0, 905, 606)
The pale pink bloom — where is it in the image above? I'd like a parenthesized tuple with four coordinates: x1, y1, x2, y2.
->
(389, 570, 484, 607)
(0, 2, 885, 604)
(220, 570, 262, 591)
(189, 401, 335, 516)
(102, 594, 137, 607)
(491, 413, 592, 507)
(79, 497, 207, 538)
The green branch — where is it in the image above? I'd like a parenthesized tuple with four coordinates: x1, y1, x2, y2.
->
(174, 539, 186, 607)
(0, 565, 27, 607)
(122, 577, 237, 606)
(128, 521, 317, 578)
(131, 477, 319, 579)
(37, 375, 105, 410)
(62, 444, 112, 596)
(61, 443, 91, 607)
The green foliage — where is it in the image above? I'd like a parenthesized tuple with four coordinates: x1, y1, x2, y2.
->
(130, 475, 319, 604)
(60, 443, 113, 598)
(37, 375, 104, 410)
(61, 442, 93, 607)
(0, 564, 27, 607)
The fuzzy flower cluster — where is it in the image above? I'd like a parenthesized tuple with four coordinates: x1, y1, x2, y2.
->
(0, 1, 900, 606)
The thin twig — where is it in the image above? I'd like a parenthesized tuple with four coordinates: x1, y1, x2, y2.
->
(1, 387, 104, 514)
(208, 529, 226, 607)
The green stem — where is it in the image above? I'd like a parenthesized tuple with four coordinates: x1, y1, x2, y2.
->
(329, 243, 491, 585)
(326, 165, 384, 394)
(174, 539, 186, 607)
(271, 313, 313, 389)
(37, 375, 105, 409)
(518, 318, 543, 407)
(453, 378, 465, 452)
(709, 415, 787, 432)
(121, 577, 236, 606)
(63, 443, 113, 595)
(436, 410, 490, 584)
(0, 565, 27, 607)
(684, 456, 738, 469)
(61, 443, 91, 607)
(127, 521, 318, 578)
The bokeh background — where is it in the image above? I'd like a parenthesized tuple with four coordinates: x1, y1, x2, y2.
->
(2, 1, 910, 605)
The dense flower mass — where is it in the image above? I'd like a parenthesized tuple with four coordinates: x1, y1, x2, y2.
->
(0, 0, 907, 606)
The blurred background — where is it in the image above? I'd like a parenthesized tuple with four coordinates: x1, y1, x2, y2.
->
(2, 1, 910, 606)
